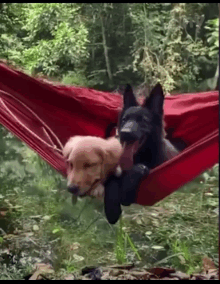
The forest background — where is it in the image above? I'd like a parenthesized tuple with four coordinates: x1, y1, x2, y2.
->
(0, 3, 219, 280)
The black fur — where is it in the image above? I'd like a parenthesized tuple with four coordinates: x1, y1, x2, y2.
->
(104, 163, 149, 223)
(119, 83, 167, 169)
(105, 122, 117, 139)
(104, 83, 185, 224)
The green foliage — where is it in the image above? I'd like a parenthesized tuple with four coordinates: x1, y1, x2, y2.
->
(0, 124, 218, 278)
(62, 71, 89, 87)
(0, 4, 219, 278)
(205, 18, 219, 57)
(171, 240, 198, 275)
(115, 217, 127, 264)
(0, 3, 218, 92)
(114, 217, 141, 264)
(130, 3, 218, 94)
(20, 4, 89, 76)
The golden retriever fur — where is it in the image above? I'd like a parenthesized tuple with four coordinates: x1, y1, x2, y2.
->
(63, 135, 123, 200)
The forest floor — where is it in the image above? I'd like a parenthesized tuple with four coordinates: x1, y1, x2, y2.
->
(24, 262, 219, 280)
(0, 136, 218, 280)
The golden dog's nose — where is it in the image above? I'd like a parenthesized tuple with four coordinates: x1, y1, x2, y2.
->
(67, 185, 80, 195)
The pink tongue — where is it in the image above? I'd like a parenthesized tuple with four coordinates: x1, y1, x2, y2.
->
(119, 141, 139, 171)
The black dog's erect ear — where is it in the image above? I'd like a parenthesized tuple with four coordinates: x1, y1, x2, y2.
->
(143, 83, 164, 115)
(123, 84, 138, 109)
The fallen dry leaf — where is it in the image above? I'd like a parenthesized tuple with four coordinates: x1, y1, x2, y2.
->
(202, 257, 216, 272)
(0, 207, 8, 218)
(206, 269, 219, 280)
(190, 274, 208, 280)
(147, 267, 176, 278)
(0, 211, 7, 217)
(117, 274, 137, 280)
(34, 263, 54, 273)
(130, 270, 151, 280)
(69, 242, 80, 251)
(64, 274, 75, 280)
(100, 272, 111, 280)
(170, 271, 190, 280)
(29, 263, 54, 280)
(109, 269, 124, 277)
(108, 263, 135, 270)
(160, 277, 179, 280)
(61, 264, 219, 280)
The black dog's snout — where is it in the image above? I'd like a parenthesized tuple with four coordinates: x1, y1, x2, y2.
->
(68, 185, 80, 195)
(120, 120, 141, 142)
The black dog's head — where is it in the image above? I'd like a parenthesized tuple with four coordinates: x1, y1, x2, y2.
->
(119, 83, 165, 169)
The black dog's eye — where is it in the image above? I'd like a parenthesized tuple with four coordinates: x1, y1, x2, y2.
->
(137, 116, 143, 122)
(143, 115, 149, 122)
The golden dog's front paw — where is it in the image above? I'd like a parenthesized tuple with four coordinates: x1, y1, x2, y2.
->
(115, 165, 122, 177)
(91, 184, 105, 201)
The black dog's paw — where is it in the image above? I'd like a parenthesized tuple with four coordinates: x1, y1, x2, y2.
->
(104, 176, 122, 225)
(134, 164, 149, 175)
(104, 164, 149, 223)
(120, 164, 149, 206)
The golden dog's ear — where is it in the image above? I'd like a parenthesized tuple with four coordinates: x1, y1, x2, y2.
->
(63, 136, 81, 160)
(102, 138, 123, 175)
(63, 139, 72, 160)
(106, 137, 123, 161)
(93, 146, 107, 179)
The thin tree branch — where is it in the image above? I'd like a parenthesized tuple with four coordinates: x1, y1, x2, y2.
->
(100, 14, 113, 82)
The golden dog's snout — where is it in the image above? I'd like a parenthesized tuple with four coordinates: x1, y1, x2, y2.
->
(67, 184, 80, 195)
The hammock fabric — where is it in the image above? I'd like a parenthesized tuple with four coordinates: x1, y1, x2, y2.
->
(0, 63, 219, 206)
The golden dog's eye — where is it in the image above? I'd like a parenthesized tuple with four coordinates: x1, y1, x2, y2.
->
(84, 163, 91, 168)
(83, 162, 97, 169)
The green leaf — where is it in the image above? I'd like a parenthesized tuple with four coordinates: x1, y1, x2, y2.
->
(42, 215, 51, 221)
(152, 245, 165, 250)
(33, 225, 39, 231)
(203, 172, 210, 183)
(52, 228, 61, 234)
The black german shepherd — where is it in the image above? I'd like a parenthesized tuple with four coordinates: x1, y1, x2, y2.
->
(119, 83, 180, 170)
(104, 83, 185, 224)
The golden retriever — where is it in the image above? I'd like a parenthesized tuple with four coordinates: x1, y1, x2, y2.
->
(63, 135, 123, 200)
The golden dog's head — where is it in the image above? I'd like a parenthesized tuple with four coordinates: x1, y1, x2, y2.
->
(63, 135, 122, 197)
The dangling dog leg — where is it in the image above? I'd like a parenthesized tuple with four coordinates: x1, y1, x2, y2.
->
(104, 175, 122, 225)
(120, 164, 149, 206)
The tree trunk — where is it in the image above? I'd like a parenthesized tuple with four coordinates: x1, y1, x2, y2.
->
(213, 61, 219, 90)
(218, 3, 220, 20)
(100, 15, 113, 82)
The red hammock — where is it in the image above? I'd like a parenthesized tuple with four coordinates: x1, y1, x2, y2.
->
(0, 63, 218, 206)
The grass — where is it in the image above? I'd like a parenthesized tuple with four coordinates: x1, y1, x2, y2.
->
(121, 166, 219, 273)
(114, 217, 142, 264)
(0, 127, 218, 279)
(114, 217, 127, 264)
